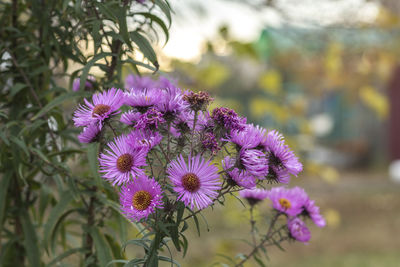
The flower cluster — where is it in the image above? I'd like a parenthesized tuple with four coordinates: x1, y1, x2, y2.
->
(239, 187, 325, 243)
(73, 74, 324, 248)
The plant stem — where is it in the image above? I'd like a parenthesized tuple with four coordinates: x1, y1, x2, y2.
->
(234, 212, 283, 267)
(84, 189, 96, 264)
(250, 206, 256, 246)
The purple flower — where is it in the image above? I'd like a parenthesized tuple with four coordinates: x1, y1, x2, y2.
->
(211, 107, 246, 132)
(167, 155, 221, 210)
(158, 76, 177, 89)
(264, 130, 303, 176)
(124, 88, 161, 111)
(302, 199, 326, 227)
(157, 87, 188, 121)
(72, 76, 95, 92)
(127, 129, 162, 150)
(136, 108, 165, 130)
(240, 149, 269, 177)
(99, 135, 147, 186)
(78, 123, 102, 143)
(239, 188, 269, 206)
(267, 186, 307, 216)
(120, 110, 141, 126)
(73, 88, 123, 127)
(222, 156, 256, 189)
(230, 124, 267, 150)
(125, 74, 156, 91)
(266, 166, 290, 184)
(173, 111, 207, 137)
(201, 132, 220, 154)
(288, 217, 311, 243)
(183, 91, 213, 111)
(120, 175, 163, 222)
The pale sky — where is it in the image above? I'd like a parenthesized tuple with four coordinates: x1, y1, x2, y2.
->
(163, 0, 380, 61)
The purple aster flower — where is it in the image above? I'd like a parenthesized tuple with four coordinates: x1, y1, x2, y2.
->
(167, 154, 222, 210)
(124, 88, 161, 112)
(302, 199, 326, 227)
(72, 76, 95, 91)
(136, 108, 165, 130)
(157, 87, 188, 121)
(287, 217, 311, 243)
(183, 91, 213, 111)
(267, 186, 307, 216)
(127, 129, 162, 150)
(240, 149, 269, 177)
(120, 175, 163, 222)
(230, 124, 267, 150)
(201, 132, 220, 154)
(264, 130, 303, 176)
(239, 188, 269, 206)
(173, 111, 207, 137)
(73, 88, 123, 127)
(157, 76, 177, 89)
(125, 74, 156, 91)
(211, 107, 246, 132)
(120, 110, 141, 126)
(266, 166, 290, 184)
(78, 123, 102, 143)
(222, 156, 256, 188)
(99, 135, 147, 186)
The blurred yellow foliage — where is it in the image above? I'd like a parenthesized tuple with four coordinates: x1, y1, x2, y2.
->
(325, 42, 343, 78)
(258, 70, 282, 95)
(196, 62, 230, 89)
(323, 209, 341, 228)
(210, 98, 244, 115)
(320, 166, 340, 184)
(359, 85, 388, 119)
(249, 98, 289, 122)
(376, 6, 400, 28)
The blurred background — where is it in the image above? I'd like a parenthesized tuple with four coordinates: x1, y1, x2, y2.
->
(127, 0, 400, 266)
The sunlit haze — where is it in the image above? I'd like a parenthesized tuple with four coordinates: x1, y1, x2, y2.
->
(163, 0, 379, 61)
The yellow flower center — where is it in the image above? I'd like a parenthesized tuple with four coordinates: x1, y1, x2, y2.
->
(182, 173, 200, 192)
(279, 198, 291, 209)
(92, 104, 111, 117)
(116, 153, 133, 172)
(132, 190, 152, 211)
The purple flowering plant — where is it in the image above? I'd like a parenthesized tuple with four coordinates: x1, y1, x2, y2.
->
(73, 75, 325, 266)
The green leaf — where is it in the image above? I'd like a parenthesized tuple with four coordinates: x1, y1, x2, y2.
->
(89, 227, 114, 267)
(87, 142, 102, 187)
(130, 31, 159, 70)
(116, 7, 131, 49)
(253, 253, 266, 267)
(106, 260, 129, 267)
(21, 210, 41, 267)
(31, 91, 91, 120)
(122, 239, 150, 251)
(180, 234, 188, 258)
(176, 201, 184, 225)
(123, 58, 157, 72)
(133, 12, 169, 44)
(80, 52, 112, 90)
(0, 172, 12, 233)
(46, 247, 87, 267)
(9, 83, 27, 98)
(155, 0, 172, 26)
(158, 255, 180, 267)
(10, 136, 29, 156)
(123, 258, 145, 267)
(43, 190, 74, 249)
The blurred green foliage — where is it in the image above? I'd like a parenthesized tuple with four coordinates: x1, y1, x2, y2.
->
(0, 0, 171, 266)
